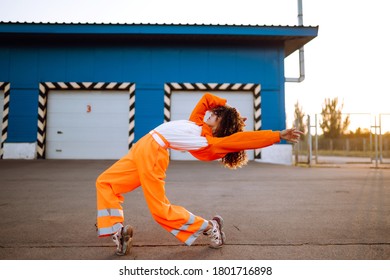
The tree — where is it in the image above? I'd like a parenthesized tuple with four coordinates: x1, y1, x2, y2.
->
(293, 101, 306, 139)
(320, 97, 350, 138)
(352, 127, 370, 137)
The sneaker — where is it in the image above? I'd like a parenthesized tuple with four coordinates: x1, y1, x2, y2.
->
(112, 225, 133, 256)
(205, 215, 226, 249)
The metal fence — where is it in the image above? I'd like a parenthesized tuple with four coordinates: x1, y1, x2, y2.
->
(294, 113, 390, 167)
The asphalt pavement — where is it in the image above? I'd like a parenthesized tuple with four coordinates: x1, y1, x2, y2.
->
(0, 159, 389, 260)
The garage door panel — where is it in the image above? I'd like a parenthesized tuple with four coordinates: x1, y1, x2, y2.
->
(50, 90, 124, 100)
(47, 101, 128, 114)
(47, 127, 127, 141)
(48, 101, 128, 114)
(46, 113, 128, 128)
(47, 141, 127, 159)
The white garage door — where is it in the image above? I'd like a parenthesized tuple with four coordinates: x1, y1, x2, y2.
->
(0, 89, 4, 132)
(0, 89, 4, 155)
(46, 90, 129, 159)
(170, 91, 254, 160)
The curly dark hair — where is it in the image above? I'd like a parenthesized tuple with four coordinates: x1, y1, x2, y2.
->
(211, 106, 248, 169)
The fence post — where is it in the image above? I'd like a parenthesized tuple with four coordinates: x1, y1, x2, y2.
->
(379, 114, 383, 163)
(374, 115, 379, 168)
(295, 119, 299, 166)
(307, 115, 312, 166)
(370, 124, 373, 160)
(315, 114, 318, 164)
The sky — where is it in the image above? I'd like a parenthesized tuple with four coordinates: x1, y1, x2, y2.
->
(1, 0, 390, 132)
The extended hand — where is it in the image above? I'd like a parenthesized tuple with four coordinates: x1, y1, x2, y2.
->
(280, 128, 303, 143)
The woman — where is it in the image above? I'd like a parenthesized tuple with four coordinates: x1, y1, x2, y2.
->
(96, 93, 302, 256)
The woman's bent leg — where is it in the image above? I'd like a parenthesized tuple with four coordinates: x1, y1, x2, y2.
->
(136, 134, 209, 245)
(96, 149, 141, 237)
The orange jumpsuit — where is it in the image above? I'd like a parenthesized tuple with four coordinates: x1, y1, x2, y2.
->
(96, 93, 280, 245)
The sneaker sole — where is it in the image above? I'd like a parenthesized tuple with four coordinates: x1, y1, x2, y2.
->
(116, 225, 134, 256)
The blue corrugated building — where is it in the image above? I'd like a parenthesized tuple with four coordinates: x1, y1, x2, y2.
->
(0, 22, 318, 163)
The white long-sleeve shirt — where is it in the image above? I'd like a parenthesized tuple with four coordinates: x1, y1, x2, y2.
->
(154, 120, 208, 151)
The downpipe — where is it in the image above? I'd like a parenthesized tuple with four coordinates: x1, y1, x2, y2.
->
(285, 0, 305, 83)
